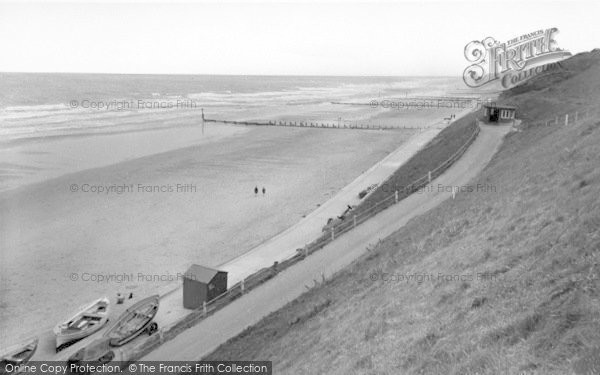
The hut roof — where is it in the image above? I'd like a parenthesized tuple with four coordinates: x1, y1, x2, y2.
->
(183, 264, 222, 284)
(483, 103, 517, 110)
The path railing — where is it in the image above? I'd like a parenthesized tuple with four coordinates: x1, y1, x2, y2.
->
(121, 119, 482, 362)
(317, 123, 480, 244)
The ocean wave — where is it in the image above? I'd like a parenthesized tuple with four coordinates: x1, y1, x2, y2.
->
(0, 76, 460, 143)
(3, 103, 70, 112)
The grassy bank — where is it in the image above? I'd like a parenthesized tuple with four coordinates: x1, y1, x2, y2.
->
(204, 50, 600, 374)
(357, 111, 478, 212)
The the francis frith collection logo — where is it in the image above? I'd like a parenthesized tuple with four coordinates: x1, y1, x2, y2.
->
(463, 27, 571, 88)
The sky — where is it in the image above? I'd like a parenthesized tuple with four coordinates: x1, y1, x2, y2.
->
(1, 0, 599, 76)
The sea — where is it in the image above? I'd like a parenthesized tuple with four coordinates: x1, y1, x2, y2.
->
(0, 73, 468, 142)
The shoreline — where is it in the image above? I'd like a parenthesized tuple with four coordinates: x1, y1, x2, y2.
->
(0, 123, 248, 193)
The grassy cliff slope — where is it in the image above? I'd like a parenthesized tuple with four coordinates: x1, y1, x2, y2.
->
(205, 50, 600, 375)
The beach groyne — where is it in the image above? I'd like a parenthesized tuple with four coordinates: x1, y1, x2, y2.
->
(203, 117, 444, 131)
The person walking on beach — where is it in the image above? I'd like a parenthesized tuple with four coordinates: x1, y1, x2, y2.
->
(254, 186, 259, 196)
(262, 187, 266, 196)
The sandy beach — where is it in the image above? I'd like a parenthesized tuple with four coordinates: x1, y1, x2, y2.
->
(0, 123, 415, 345)
(0, 73, 464, 348)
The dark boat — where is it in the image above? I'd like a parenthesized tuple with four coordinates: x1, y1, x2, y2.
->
(67, 338, 116, 374)
(103, 295, 159, 347)
(0, 338, 38, 374)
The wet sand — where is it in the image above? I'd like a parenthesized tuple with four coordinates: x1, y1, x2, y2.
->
(0, 123, 247, 192)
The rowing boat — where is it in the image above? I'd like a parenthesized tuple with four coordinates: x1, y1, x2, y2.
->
(103, 295, 159, 347)
(0, 338, 38, 374)
(67, 337, 115, 367)
(54, 297, 110, 350)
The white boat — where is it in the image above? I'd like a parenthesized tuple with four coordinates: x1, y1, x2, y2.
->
(53, 297, 110, 350)
(0, 337, 38, 373)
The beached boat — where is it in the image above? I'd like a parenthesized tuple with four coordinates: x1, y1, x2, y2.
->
(54, 297, 110, 350)
(0, 338, 38, 374)
(67, 338, 116, 368)
(103, 295, 159, 347)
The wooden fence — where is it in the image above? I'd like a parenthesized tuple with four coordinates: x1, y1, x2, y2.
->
(522, 109, 596, 128)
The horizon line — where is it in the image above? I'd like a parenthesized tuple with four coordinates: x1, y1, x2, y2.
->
(0, 71, 461, 78)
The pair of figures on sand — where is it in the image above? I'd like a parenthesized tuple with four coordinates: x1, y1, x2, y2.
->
(254, 186, 266, 196)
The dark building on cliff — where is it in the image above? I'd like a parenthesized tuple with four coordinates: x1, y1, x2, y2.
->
(483, 104, 517, 123)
